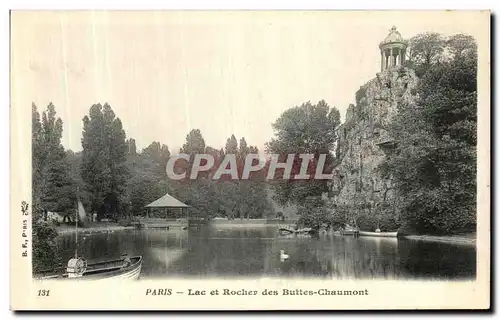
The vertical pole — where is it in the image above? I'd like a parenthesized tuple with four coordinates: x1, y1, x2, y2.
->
(75, 188, 78, 259)
(75, 207, 78, 258)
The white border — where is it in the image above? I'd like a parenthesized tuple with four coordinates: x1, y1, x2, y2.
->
(2, 1, 497, 319)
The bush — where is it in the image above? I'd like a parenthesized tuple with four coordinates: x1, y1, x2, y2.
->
(330, 206, 349, 230)
(298, 205, 330, 232)
(32, 220, 61, 273)
(401, 190, 476, 235)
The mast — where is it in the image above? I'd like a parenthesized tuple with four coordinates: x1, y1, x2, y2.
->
(75, 187, 79, 259)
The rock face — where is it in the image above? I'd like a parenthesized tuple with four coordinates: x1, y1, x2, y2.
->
(327, 66, 418, 220)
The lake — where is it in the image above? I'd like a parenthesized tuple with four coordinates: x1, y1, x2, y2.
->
(57, 226, 476, 280)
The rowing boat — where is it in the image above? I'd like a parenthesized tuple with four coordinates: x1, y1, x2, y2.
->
(340, 229, 359, 236)
(359, 231, 398, 238)
(278, 226, 313, 236)
(36, 255, 143, 281)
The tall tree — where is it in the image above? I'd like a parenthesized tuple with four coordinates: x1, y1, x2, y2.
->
(80, 103, 129, 220)
(225, 134, 238, 155)
(266, 100, 341, 206)
(32, 103, 75, 221)
(181, 129, 206, 155)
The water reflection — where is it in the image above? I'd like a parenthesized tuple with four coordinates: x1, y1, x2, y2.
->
(56, 226, 476, 279)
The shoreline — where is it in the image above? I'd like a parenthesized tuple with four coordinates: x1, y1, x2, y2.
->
(402, 234, 476, 246)
(56, 225, 135, 235)
(54, 223, 476, 246)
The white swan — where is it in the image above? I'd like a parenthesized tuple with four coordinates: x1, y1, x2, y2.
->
(280, 250, 289, 262)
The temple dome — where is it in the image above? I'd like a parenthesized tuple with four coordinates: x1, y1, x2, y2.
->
(379, 26, 407, 47)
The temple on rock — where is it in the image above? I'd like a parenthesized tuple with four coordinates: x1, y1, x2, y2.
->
(327, 26, 418, 225)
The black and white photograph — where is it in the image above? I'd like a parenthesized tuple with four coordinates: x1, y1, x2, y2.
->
(9, 10, 490, 310)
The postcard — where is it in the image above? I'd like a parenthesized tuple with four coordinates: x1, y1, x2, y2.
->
(10, 10, 490, 310)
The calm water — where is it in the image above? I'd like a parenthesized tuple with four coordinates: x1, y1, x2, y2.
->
(57, 226, 476, 279)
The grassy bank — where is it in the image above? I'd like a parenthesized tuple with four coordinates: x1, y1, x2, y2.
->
(56, 222, 135, 235)
(207, 219, 296, 228)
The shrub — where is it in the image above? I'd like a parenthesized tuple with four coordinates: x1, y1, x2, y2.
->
(32, 220, 61, 273)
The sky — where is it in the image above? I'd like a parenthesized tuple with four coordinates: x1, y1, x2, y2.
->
(11, 11, 489, 153)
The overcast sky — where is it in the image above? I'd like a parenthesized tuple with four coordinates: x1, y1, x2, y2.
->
(11, 11, 488, 153)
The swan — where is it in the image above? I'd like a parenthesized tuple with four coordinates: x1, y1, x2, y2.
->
(280, 250, 289, 262)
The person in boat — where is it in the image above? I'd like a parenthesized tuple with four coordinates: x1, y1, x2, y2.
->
(122, 253, 132, 267)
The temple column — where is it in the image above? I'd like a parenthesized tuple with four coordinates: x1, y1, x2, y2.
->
(381, 51, 384, 71)
(389, 48, 393, 67)
(380, 50, 384, 70)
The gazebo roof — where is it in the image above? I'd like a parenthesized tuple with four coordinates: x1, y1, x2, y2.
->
(379, 26, 408, 48)
(145, 193, 190, 208)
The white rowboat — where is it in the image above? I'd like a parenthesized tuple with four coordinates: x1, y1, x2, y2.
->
(358, 231, 398, 238)
(36, 255, 143, 281)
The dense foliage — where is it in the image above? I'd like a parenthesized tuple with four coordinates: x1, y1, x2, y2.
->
(30, 202, 61, 273)
(266, 100, 341, 207)
(385, 33, 477, 234)
(42, 106, 275, 221)
(173, 131, 275, 220)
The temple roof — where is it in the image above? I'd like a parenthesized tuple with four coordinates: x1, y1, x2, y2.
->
(380, 26, 407, 47)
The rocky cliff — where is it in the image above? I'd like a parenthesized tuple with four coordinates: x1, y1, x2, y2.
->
(327, 66, 418, 224)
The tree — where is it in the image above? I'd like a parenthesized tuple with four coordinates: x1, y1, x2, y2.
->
(235, 143, 274, 219)
(142, 141, 170, 163)
(32, 103, 75, 221)
(141, 141, 171, 176)
(80, 103, 129, 220)
(125, 139, 175, 216)
(181, 129, 206, 155)
(172, 129, 219, 219)
(446, 34, 477, 61)
(407, 32, 446, 76)
(386, 33, 477, 234)
(225, 134, 238, 155)
(31, 104, 71, 273)
(266, 100, 341, 206)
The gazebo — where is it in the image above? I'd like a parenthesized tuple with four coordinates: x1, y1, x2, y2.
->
(144, 193, 190, 221)
(379, 26, 408, 71)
